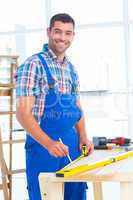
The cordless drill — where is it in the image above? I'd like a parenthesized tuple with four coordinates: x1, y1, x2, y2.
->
(93, 136, 131, 149)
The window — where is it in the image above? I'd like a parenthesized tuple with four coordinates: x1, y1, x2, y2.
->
(0, 0, 47, 61)
(0, 0, 46, 30)
(68, 26, 125, 91)
(51, 0, 123, 24)
(129, 24, 133, 78)
(25, 31, 47, 58)
(0, 35, 16, 54)
(128, 0, 133, 20)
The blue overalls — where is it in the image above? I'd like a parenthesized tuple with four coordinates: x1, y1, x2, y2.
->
(25, 53, 87, 200)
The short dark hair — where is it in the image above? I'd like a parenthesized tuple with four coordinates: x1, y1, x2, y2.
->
(49, 13, 75, 29)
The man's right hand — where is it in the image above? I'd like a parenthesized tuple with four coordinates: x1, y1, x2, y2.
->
(46, 140, 69, 157)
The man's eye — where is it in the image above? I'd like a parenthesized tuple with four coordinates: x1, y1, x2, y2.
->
(54, 30, 61, 34)
(66, 32, 72, 36)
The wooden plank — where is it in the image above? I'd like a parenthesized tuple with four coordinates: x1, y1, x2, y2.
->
(39, 151, 133, 200)
(0, 55, 19, 59)
(72, 157, 133, 182)
(10, 169, 25, 174)
(0, 129, 9, 199)
(0, 83, 14, 88)
(0, 111, 16, 115)
(56, 151, 133, 178)
(0, 183, 10, 190)
(40, 156, 133, 182)
(0, 89, 11, 96)
(2, 139, 25, 144)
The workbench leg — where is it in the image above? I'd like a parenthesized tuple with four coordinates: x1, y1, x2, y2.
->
(39, 177, 64, 200)
(120, 182, 133, 200)
(93, 182, 103, 200)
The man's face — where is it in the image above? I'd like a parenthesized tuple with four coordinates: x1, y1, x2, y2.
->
(47, 21, 75, 55)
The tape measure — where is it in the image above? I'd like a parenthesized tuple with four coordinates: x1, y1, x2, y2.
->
(82, 144, 89, 156)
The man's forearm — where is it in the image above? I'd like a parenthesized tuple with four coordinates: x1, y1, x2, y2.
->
(76, 113, 93, 153)
(16, 112, 52, 149)
(76, 115, 87, 140)
(76, 99, 88, 139)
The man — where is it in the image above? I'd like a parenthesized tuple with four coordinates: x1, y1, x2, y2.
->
(15, 13, 93, 200)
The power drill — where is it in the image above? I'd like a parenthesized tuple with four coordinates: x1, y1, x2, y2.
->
(109, 137, 131, 146)
(93, 136, 131, 149)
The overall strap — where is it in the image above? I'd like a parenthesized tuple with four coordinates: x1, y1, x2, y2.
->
(69, 62, 77, 94)
(69, 62, 76, 82)
(38, 53, 55, 86)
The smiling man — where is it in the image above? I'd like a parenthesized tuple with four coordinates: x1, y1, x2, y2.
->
(15, 13, 93, 200)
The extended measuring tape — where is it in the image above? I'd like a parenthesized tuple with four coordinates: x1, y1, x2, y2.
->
(56, 149, 133, 178)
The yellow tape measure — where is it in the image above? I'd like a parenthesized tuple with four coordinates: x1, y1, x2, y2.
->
(82, 144, 89, 156)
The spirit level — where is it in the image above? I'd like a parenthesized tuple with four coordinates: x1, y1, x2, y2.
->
(56, 151, 133, 178)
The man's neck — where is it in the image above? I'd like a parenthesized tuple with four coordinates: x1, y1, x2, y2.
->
(48, 44, 65, 63)
(56, 54, 65, 63)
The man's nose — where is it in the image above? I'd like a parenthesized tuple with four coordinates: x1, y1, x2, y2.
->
(59, 33, 66, 41)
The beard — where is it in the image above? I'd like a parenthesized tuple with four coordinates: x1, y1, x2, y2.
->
(49, 39, 71, 55)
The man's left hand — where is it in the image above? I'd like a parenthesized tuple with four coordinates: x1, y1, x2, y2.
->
(79, 137, 94, 154)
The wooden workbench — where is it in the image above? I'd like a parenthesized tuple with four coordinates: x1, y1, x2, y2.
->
(39, 150, 133, 200)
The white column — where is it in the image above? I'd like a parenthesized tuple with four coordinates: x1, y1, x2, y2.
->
(123, 0, 133, 139)
(15, 24, 26, 62)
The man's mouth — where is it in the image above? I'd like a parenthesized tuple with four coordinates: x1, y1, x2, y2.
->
(56, 41, 65, 45)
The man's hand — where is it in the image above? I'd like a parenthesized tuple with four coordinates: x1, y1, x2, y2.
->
(46, 140, 69, 157)
(79, 136, 94, 154)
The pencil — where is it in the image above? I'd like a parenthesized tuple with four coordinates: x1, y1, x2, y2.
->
(59, 138, 72, 163)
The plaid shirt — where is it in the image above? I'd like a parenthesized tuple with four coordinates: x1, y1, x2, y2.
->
(15, 44, 80, 121)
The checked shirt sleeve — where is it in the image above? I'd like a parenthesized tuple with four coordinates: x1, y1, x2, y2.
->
(15, 59, 44, 97)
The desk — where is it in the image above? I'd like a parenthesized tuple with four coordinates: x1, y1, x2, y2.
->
(39, 150, 133, 200)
